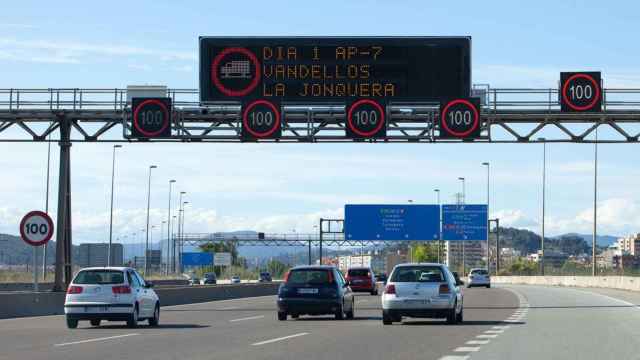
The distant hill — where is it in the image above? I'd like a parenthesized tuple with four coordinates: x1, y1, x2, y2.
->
(557, 233, 619, 247)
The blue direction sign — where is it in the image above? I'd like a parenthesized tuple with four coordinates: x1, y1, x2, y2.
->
(345, 204, 440, 241)
(181, 252, 213, 267)
(442, 204, 488, 241)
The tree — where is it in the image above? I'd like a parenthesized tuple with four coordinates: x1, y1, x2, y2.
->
(411, 243, 439, 263)
(265, 259, 288, 278)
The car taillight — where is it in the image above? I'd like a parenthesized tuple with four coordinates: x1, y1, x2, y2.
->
(67, 286, 83, 294)
(284, 271, 290, 283)
(385, 284, 396, 294)
(112, 285, 131, 294)
(439, 284, 450, 294)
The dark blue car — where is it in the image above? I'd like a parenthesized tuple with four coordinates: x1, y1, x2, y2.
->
(277, 265, 355, 320)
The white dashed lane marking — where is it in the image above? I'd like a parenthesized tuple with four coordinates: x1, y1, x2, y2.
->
(454, 347, 480, 352)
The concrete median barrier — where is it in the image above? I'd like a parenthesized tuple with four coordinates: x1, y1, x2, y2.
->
(494, 275, 640, 292)
(0, 282, 281, 319)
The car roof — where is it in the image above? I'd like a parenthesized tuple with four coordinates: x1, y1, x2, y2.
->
(78, 267, 132, 271)
(290, 265, 336, 270)
(394, 262, 444, 267)
(347, 267, 371, 270)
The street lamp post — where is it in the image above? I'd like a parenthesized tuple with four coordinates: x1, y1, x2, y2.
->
(167, 180, 176, 274)
(160, 220, 167, 274)
(171, 215, 177, 272)
(108, 144, 122, 266)
(180, 201, 189, 273)
(538, 138, 546, 275)
(482, 162, 490, 273)
(593, 128, 599, 276)
(408, 199, 413, 263)
(145, 165, 157, 275)
(458, 177, 465, 275)
(176, 191, 186, 273)
(434, 189, 441, 264)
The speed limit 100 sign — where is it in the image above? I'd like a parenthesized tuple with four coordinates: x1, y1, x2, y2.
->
(560, 72, 602, 112)
(19, 211, 54, 246)
(131, 97, 172, 138)
(440, 98, 481, 139)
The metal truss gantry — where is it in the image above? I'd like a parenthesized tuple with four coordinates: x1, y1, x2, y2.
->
(3, 86, 640, 291)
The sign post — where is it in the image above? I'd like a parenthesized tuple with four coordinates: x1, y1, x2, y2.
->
(19, 211, 54, 292)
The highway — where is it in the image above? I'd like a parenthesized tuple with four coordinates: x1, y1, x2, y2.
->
(0, 284, 638, 360)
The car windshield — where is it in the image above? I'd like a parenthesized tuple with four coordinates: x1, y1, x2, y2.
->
(348, 269, 370, 277)
(73, 270, 124, 285)
(471, 269, 488, 275)
(287, 270, 332, 285)
(391, 266, 445, 283)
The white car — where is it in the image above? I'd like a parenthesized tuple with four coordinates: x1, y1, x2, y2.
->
(381, 263, 464, 325)
(467, 268, 491, 288)
(231, 276, 241, 284)
(64, 267, 160, 329)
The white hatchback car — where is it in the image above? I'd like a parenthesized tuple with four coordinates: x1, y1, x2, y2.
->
(381, 263, 464, 325)
(64, 267, 160, 329)
(467, 268, 491, 288)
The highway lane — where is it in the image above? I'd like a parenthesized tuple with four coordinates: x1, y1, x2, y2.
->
(472, 285, 640, 360)
(0, 287, 518, 360)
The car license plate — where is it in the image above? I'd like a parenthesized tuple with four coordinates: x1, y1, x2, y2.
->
(404, 299, 429, 305)
(298, 288, 318, 294)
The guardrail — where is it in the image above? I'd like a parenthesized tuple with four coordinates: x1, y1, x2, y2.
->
(0, 282, 281, 319)
(494, 276, 640, 292)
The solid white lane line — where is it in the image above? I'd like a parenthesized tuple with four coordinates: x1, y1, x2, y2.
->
(477, 334, 498, 338)
(485, 329, 504, 334)
(438, 356, 469, 360)
(217, 306, 239, 310)
(251, 332, 309, 346)
(466, 340, 490, 345)
(229, 315, 265, 322)
(492, 325, 511, 329)
(54, 334, 140, 347)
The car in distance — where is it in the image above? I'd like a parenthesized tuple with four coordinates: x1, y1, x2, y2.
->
(231, 275, 241, 284)
(64, 267, 160, 329)
(277, 265, 354, 321)
(467, 268, 491, 288)
(381, 263, 464, 325)
(346, 267, 378, 295)
(201, 272, 217, 285)
(376, 272, 388, 285)
(187, 273, 200, 286)
(259, 272, 272, 282)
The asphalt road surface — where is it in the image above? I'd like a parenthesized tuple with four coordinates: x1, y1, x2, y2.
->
(0, 284, 638, 360)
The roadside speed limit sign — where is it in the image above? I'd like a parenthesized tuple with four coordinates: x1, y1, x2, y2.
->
(19, 211, 54, 246)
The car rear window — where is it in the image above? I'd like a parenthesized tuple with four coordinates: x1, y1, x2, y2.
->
(288, 270, 332, 284)
(348, 269, 370, 277)
(74, 270, 124, 285)
(471, 269, 488, 275)
(391, 266, 445, 283)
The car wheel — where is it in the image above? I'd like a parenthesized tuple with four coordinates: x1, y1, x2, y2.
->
(334, 303, 345, 320)
(291, 314, 299, 319)
(346, 299, 355, 319)
(127, 305, 139, 328)
(148, 304, 160, 327)
(277, 312, 287, 321)
(486, 284, 491, 288)
(90, 319, 101, 327)
(446, 302, 458, 324)
(382, 310, 393, 325)
(66, 317, 78, 329)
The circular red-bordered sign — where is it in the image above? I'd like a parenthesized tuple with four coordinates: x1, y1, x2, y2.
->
(19, 211, 54, 246)
(133, 99, 171, 137)
(211, 47, 261, 97)
(347, 99, 386, 137)
(441, 99, 480, 137)
(561, 73, 601, 111)
(242, 99, 281, 138)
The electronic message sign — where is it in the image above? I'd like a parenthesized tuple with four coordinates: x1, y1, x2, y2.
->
(345, 204, 440, 241)
(200, 37, 471, 102)
(560, 72, 602, 112)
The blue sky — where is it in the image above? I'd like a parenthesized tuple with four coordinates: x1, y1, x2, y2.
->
(1, 0, 640, 244)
